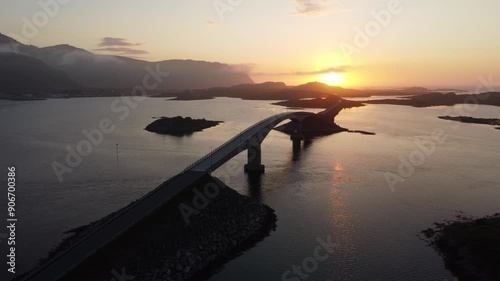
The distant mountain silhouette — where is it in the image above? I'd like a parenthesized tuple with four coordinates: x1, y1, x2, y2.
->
(295, 81, 341, 90)
(401, 87, 429, 92)
(161, 81, 376, 100)
(293, 81, 362, 96)
(231, 82, 288, 90)
(0, 53, 78, 94)
(0, 33, 254, 94)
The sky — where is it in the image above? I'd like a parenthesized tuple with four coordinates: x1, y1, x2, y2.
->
(1, 0, 500, 89)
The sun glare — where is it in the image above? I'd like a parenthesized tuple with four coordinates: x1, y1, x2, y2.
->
(319, 72, 345, 86)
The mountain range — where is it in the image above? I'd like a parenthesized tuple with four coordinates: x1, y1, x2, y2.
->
(158, 80, 440, 100)
(0, 33, 253, 95)
(0, 33, 441, 100)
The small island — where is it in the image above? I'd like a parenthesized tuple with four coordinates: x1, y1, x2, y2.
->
(145, 116, 222, 136)
(438, 116, 500, 129)
(274, 112, 347, 137)
(273, 99, 371, 137)
(421, 213, 500, 281)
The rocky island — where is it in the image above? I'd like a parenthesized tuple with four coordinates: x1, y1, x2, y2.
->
(438, 116, 500, 129)
(274, 99, 370, 137)
(145, 116, 222, 136)
(274, 109, 347, 137)
(421, 213, 500, 281)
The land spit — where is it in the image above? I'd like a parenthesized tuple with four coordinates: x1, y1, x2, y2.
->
(22, 176, 276, 281)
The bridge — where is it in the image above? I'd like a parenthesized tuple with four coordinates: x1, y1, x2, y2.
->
(21, 111, 316, 281)
(184, 111, 314, 173)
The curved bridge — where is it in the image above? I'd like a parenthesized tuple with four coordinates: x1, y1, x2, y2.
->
(184, 111, 314, 173)
(22, 111, 315, 281)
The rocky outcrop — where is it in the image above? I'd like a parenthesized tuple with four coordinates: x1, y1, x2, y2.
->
(39, 176, 277, 281)
(145, 116, 222, 136)
(274, 99, 357, 137)
(274, 113, 347, 137)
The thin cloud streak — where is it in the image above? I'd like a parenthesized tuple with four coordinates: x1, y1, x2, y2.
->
(290, 0, 346, 16)
(253, 66, 349, 76)
(94, 47, 149, 55)
(98, 37, 142, 47)
(95, 37, 148, 56)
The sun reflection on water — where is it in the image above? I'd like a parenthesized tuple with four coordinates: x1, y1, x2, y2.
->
(328, 161, 358, 279)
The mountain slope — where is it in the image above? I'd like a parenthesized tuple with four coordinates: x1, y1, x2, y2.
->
(0, 33, 254, 91)
(0, 53, 79, 94)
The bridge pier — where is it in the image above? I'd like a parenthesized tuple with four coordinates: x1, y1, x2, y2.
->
(291, 132, 304, 151)
(244, 143, 265, 173)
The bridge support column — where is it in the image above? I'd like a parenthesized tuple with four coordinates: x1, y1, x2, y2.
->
(291, 133, 304, 151)
(244, 143, 265, 173)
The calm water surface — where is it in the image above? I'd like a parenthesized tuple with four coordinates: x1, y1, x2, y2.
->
(0, 97, 499, 281)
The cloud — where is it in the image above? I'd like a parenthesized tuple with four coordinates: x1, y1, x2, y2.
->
(98, 37, 142, 47)
(294, 66, 348, 75)
(95, 37, 148, 56)
(253, 66, 349, 76)
(94, 47, 149, 55)
(290, 0, 346, 16)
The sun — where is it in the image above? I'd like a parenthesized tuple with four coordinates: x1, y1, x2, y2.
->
(318, 72, 345, 86)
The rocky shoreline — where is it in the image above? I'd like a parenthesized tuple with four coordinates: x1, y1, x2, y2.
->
(421, 213, 500, 281)
(21, 176, 276, 281)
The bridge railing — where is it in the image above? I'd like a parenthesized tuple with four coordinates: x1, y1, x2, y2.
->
(181, 113, 288, 173)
